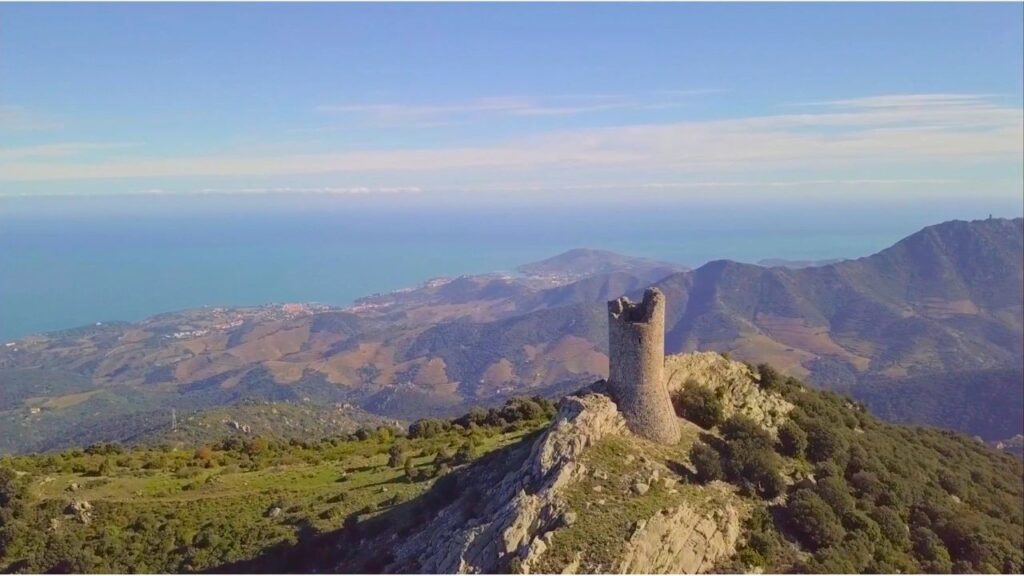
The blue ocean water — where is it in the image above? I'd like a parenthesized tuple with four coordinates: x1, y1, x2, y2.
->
(1, 194, 1016, 341)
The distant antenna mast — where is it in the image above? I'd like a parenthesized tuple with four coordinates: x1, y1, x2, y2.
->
(171, 408, 177, 431)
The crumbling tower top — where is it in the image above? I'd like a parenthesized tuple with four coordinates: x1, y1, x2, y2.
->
(607, 287, 680, 444)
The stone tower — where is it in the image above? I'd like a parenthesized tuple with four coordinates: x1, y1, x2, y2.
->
(607, 287, 680, 444)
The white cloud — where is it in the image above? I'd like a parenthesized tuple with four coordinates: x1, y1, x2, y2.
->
(0, 104, 63, 132)
(0, 93, 1020, 188)
(316, 90, 715, 121)
(193, 186, 422, 195)
(0, 142, 137, 162)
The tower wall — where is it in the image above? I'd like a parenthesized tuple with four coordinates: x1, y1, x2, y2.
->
(607, 287, 680, 444)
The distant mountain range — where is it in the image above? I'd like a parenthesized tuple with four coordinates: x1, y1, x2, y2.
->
(0, 217, 1020, 453)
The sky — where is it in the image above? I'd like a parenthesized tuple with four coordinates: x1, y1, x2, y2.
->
(1, 2, 1022, 208)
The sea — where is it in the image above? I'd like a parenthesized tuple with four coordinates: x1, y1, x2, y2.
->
(1, 193, 1018, 342)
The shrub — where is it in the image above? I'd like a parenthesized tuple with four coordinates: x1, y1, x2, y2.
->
(814, 476, 857, 519)
(744, 506, 780, 562)
(746, 452, 785, 498)
(756, 363, 781, 391)
(848, 470, 884, 501)
(777, 420, 807, 457)
(871, 506, 910, 550)
(724, 444, 784, 498)
(912, 526, 954, 573)
(721, 415, 773, 450)
(453, 441, 476, 465)
(0, 466, 20, 508)
(804, 421, 848, 463)
(785, 489, 846, 551)
(243, 437, 269, 456)
(689, 443, 723, 483)
(938, 470, 967, 498)
(454, 407, 489, 429)
(671, 385, 724, 429)
(97, 459, 116, 477)
(736, 547, 766, 568)
(375, 426, 395, 443)
(387, 444, 405, 468)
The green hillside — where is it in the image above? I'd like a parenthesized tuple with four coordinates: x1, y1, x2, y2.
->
(315, 366, 1024, 574)
(0, 398, 557, 573)
(5, 367, 1018, 573)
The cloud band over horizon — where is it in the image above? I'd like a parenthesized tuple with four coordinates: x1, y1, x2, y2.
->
(1, 93, 1021, 202)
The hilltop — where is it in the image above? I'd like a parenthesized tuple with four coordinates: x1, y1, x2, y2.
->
(516, 248, 686, 284)
(0, 218, 1020, 453)
(4, 355, 1018, 573)
(247, 355, 1024, 574)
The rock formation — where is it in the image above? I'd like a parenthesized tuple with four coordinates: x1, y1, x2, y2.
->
(375, 388, 743, 574)
(664, 352, 794, 433)
(388, 392, 626, 573)
(607, 288, 680, 444)
(615, 504, 743, 574)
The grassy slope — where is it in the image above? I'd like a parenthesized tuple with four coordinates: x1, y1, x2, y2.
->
(0, 419, 544, 573)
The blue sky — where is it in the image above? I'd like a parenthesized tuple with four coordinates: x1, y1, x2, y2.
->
(1, 3, 1022, 206)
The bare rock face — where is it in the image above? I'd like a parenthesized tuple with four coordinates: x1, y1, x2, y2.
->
(379, 385, 745, 574)
(389, 392, 626, 574)
(664, 352, 793, 433)
(65, 499, 93, 524)
(616, 499, 743, 574)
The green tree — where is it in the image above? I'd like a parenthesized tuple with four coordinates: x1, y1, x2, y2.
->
(408, 418, 447, 439)
(777, 420, 807, 457)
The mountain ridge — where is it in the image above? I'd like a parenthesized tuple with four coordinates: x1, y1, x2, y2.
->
(0, 218, 1020, 453)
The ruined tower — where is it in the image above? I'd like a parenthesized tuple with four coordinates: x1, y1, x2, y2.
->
(607, 287, 680, 444)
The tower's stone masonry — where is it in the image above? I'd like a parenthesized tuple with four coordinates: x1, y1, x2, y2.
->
(607, 287, 680, 444)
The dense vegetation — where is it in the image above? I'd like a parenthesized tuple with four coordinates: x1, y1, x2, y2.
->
(0, 397, 556, 573)
(691, 368, 1024, 573)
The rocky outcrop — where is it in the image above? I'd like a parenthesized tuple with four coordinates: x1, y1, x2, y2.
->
(616, 498, 742, 574)
(664, 352, 793, 433)
(377, 380, 746, 574)
(389, 392, 626, 573)
(65, 499, 93, 524)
